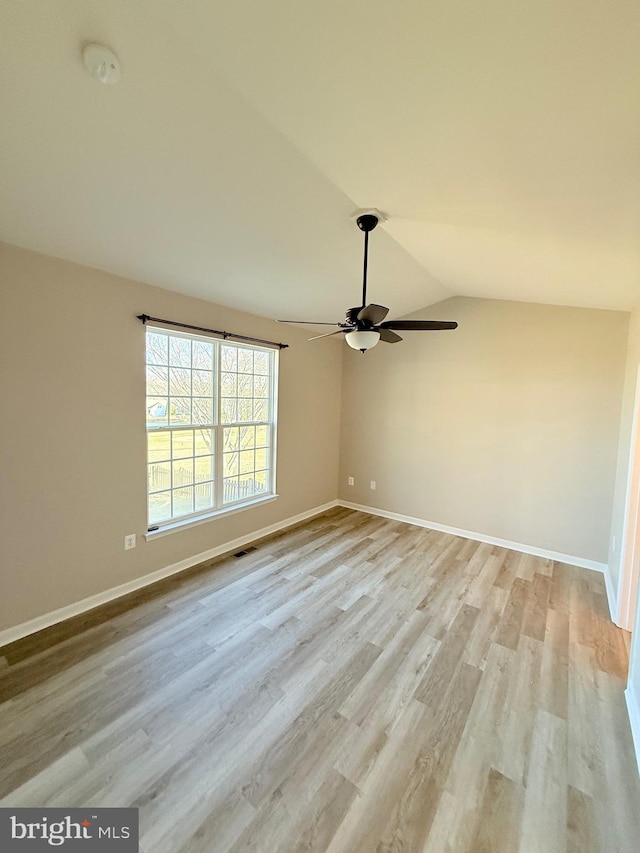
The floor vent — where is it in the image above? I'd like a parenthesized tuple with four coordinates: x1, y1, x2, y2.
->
(232, 546, 257, 558)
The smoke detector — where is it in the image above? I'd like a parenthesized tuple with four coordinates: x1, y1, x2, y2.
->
(83, 43, 120, 84)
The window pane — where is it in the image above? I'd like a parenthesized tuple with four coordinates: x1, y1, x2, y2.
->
(238, 374, 253, 398)
(195, 482, 213, 511)
(147, 397, 168, 426)
(170, 398, 191, 425)
(255, 448, 267, 470)
(240, 426, 255, 449)
(221, 372, 237, 397)
(193, 370, 213, 397)
(254, 350, 269, 375)
(147, 333, 168, 365)
(221, 345, 237, 372)
(221, 398, 237, 424)
(148, 431, 171, 463)
(223, 477, 239, 503)
(195, 428, 214, 455)
(237, 348, 254, 373)
(172, 430, 194, 459)
(238, 399, 252, 422)
(255, 470, 269, 493)
(254, 375, 269, 398)
(173, 459, 193, 487)
(193, 340, 213, 370)
(149, 491, 171, 525)
(170, 367, 191, 397)
(173, 486, 194, 516)
(194, 455, 213, 483)
(147, 366, 168, 396)
(253, 400, 268, 421)
(224, 426, 239, 451)
(148, 461, 171, 493)
(193, 398, 213, 425)
(224, 452, 239, 477)
(239, 473, 257, 499)
(255, 425, 268, 447)
(240, 449, 254, 474)
(170, 337, 191, 367)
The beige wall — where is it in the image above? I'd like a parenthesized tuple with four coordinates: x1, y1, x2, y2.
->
(339, 296, 628, 564)
(0, 243, 342, 631)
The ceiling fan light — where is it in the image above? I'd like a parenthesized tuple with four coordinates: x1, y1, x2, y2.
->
(345, 330, 381, 352)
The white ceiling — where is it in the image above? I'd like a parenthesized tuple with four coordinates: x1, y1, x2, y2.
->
(2, 0, 639, 319)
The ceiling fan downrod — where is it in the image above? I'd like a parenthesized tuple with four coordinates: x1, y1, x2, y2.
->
(356, 213, 379, 310)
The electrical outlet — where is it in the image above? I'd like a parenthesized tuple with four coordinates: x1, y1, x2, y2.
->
(124, 533, 136, 551)
(370, 480, 376, 490)
(348, 476, 354, 486)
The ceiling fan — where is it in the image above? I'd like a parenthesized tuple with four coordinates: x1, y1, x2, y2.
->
(278, 211, 457, 352)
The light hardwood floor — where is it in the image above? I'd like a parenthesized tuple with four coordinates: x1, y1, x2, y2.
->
(1, 507, 639, 852)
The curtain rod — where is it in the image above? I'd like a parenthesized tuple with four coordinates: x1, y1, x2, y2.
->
(137, 314, 289, 350)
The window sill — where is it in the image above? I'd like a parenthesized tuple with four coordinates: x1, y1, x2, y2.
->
(145, 494, 279, 541)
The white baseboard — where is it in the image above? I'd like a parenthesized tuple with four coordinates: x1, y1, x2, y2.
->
(0, 500, 340, 648)
(602, 562, 620, 625)
(337, 500, 608, 574)
(626, 683, 640, 777)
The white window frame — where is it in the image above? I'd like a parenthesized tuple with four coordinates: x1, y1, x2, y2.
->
(144, 325, 278, 536)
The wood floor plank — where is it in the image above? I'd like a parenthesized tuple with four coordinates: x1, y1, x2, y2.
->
(566, 785, 603, 853)
(177, 787, 256, 853)
(521, 572, 551, 642)
(518, 709, 567, 853)
(567, 643, 603, 797)
(338, 608, 430, 726)
(464, 584, 509, 669)
(413, 603, 479, 705)
(540, 607, 570, 720)
(492, 549, 521, 590)
(492, 634, 543, 785)
(239, 642, 382, 810)
(469, 768, 523, 853)
(375, 661, 483, 850)
(549, 561, 573, 615)
(1, 508, 638, 852)
(494, 576, 530, 651)
(465, 550, 506, 609)
(325, 699, 432, 853)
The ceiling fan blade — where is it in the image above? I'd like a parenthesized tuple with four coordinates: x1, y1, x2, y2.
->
(357, 303, 389, 325)
(378, 320, 458, 331)
(277, 319, 342, 326)
(308, 329, 347, 341)
(378, 328, 403, 343)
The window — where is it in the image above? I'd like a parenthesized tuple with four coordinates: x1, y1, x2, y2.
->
(145, 326, 278, 530)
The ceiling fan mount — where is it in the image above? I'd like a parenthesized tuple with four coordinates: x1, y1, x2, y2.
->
(278, 211, 458, 352)
(355, 213, 380, 233)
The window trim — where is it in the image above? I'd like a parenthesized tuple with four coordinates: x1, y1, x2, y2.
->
(145, 326, 279, 533)
(144, 493, 280, 541)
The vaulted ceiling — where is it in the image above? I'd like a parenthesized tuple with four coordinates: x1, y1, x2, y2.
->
(2, 1, 639, 320)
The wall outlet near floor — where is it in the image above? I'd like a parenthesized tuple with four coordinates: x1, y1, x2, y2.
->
(348, 476, 354, 486)
(370, 480, 376, 490)
(124, 533, 136, 551)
